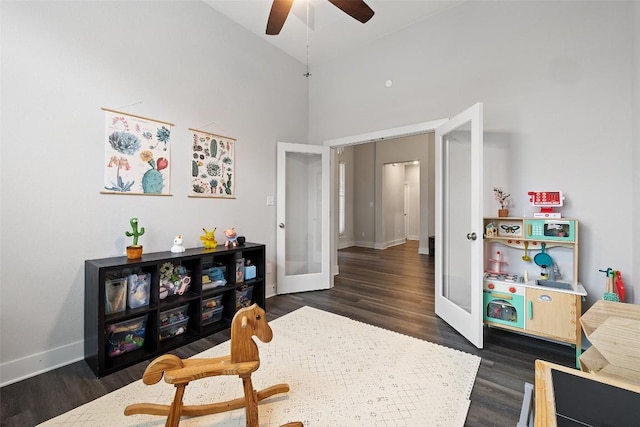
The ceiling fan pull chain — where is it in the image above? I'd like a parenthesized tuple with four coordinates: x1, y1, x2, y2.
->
(304, 0, 312, 78)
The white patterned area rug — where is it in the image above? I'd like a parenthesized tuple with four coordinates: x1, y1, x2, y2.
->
(40, 306, 480, 427)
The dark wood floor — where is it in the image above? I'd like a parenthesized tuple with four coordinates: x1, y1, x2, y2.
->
(0, 241, 576, 426)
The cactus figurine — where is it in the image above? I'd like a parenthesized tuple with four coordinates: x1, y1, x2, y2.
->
(125, 218, 144, 259)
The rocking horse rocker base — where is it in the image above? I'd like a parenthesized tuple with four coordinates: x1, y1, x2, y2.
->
(124, 304, 302, 427)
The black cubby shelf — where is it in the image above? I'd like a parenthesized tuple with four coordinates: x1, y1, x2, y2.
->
(84, 242, 266, 378)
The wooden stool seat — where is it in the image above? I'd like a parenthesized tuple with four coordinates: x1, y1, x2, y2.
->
(125, 304, 302, 427)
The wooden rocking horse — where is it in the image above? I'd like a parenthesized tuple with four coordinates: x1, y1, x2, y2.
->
(124, 304, 302, 427)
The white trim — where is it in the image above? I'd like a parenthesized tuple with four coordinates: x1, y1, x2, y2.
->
(0, 340, 83, 387)
(353, 241, 375, 248)
(323, 119, 448, 147)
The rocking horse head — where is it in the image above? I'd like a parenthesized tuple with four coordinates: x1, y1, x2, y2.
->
(230, 304, 272, 364)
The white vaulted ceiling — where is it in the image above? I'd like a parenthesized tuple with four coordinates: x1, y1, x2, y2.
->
(202, 0, 465, 65)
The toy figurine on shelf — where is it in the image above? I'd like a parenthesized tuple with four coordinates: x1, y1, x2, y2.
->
(125, 217, 145, 259)
(171, 235, 186, 253)
(159, 262, 191, 299)
(200, 227, 217, 249)
(224, 227, 238, 247)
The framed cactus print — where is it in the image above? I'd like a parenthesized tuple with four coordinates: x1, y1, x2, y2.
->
(101, 108, 173, 195)
(188, 129, 236, 198)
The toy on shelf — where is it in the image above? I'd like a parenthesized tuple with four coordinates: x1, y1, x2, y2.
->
(485, 222, 497, 237)
(598, 268, 624, 302)
(170, 235, 186, 253)
(159, 262, 191, 299)
(200, 227, 217, 249)
(487, 251, 506, 274)
(615, 270, 626, 302)
(202, 265, 227, 290)
(127, 272, 151, 309)
(106, 316, 147, 358)
(224, 227, 238, 247)
(528, 191, 564, 218)
(125, 217, 145, 259)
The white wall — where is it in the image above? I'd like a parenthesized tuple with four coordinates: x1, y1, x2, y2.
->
(310, 1, 637, 306)
(353, 143, 376, 247)
(0, 0, 308, 386)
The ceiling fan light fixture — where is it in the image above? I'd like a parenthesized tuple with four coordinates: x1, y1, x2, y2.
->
(266, 0, 294, 35)
(266, 0, 374, 35)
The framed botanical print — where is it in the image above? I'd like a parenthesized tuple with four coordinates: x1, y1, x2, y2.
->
(102, 108, 173, 195)
(189, 129, 236, 198)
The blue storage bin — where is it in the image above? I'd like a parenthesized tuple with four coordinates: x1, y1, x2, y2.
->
(245, 265, 256, 280)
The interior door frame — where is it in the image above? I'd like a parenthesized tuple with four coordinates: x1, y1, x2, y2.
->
(324, 119, 448, 279)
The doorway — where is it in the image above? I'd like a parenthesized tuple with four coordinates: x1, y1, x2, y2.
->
(329, 131, 440, 256)
(381, 161, 420, 248)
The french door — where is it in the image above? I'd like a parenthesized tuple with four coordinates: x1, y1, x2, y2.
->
(276, 142, 331, 294)
(434, 103, 484, 348)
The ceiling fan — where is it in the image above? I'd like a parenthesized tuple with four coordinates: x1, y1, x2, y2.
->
(266, 0, 375, 35)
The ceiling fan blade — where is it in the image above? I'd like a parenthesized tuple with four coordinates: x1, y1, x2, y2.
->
(328, 0, 375, 24)
(266, 0, 294, 35)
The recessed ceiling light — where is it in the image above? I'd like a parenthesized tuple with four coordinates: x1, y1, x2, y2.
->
(385, 80, 393, 88)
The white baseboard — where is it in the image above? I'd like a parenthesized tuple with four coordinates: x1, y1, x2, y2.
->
(266, 282, 277, 298)
(374, 238, 406, 250)
(0, 340, 84, 387)
(353, 241, 375, 248)
(338, 240, 355, 250)
(419, 246, 429, 255)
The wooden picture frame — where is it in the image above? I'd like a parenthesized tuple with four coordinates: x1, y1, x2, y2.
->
(102, 108, 173, 196)
(189, 128, 236, 198)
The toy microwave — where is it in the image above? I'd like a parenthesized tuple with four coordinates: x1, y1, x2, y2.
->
(524, 219, 575, 242)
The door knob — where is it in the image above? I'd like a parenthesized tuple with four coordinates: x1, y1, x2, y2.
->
(466, 232, 477, 240)
(279, 223, 285, 228)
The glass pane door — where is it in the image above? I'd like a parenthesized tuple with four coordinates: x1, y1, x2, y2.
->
(435, 103, 484, 348)
(276, 143, 330, 294)
(284, 151, 322, 275)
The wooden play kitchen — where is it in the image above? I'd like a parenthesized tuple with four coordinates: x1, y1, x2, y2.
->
(483, 217, 587, 366)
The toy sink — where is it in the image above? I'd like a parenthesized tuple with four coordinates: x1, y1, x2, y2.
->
(536, 279, 573, 291)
